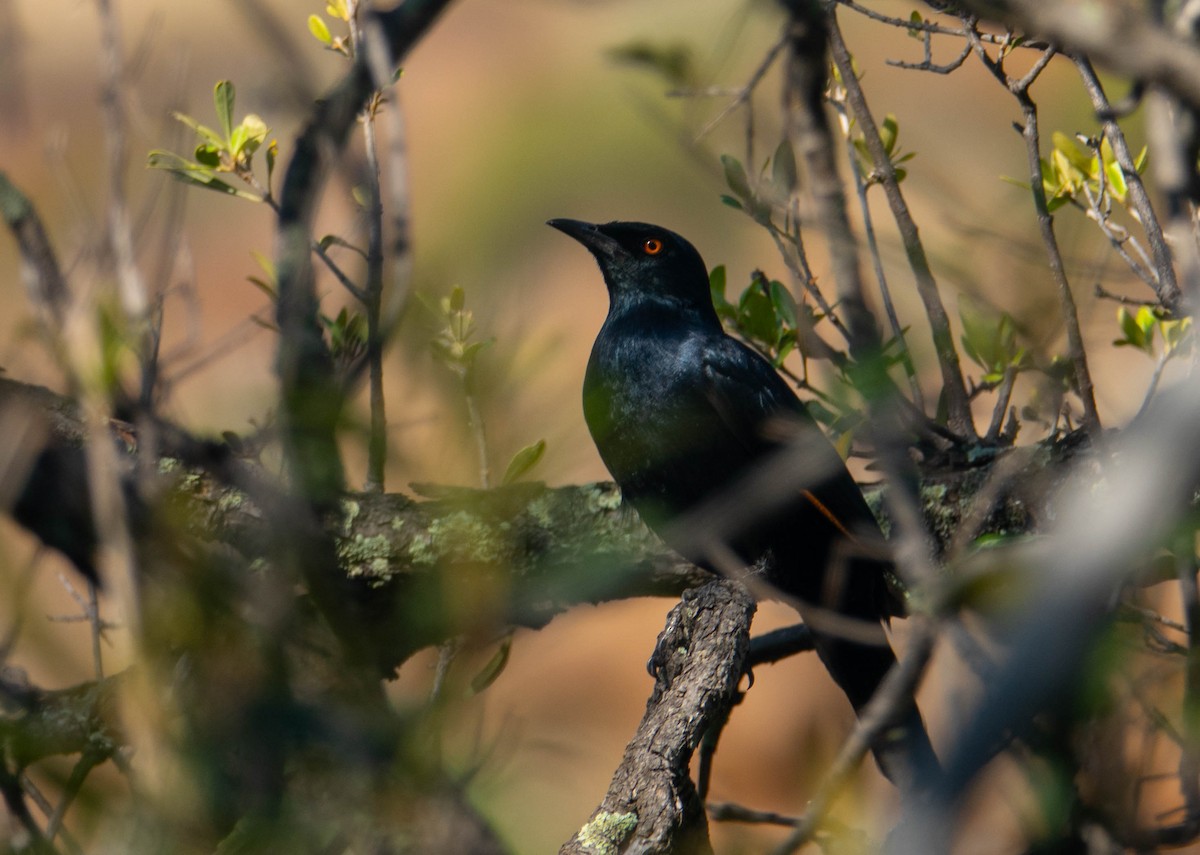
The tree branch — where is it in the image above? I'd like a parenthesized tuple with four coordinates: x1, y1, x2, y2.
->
(560, 579, 756, 855)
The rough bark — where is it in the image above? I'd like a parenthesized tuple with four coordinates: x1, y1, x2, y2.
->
(560, 580, 756, 855)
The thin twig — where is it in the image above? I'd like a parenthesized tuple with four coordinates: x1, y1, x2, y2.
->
(1072, 55, 1178, 309)
(967, 30, 1102, 439)
(694, 35, 789, 142)
(829, 13, 975, 437)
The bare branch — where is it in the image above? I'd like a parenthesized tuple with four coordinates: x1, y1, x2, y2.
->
(957, 0, 1200, 113)
(829, 14, 974, 436)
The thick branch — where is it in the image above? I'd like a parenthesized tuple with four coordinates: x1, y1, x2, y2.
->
(560, 580, 756, 855)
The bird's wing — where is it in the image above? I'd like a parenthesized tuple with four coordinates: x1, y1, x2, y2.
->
(699, 335, 813, 455)
(699, 335, 882, 544)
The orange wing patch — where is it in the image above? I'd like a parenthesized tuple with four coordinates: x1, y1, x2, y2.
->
(801, 489, 858, 543)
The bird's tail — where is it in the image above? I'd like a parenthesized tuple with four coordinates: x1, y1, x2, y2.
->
(803, 619, 940, 790)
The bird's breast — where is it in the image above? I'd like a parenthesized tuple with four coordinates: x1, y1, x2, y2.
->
(582, 327, 728, 516)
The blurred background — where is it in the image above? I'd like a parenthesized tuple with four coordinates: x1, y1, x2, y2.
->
(0, 0, 1161, 850)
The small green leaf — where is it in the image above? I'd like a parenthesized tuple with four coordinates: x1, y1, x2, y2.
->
(230, 114, 268, 161)
(214, 80, 235, 142)
(737, 277, 778, 345)
(326, 1, 350, 21)
(1051, 131, 1092, 173)
(469, 635, 513, 695)
(771, 139, 797, 195)
(1135, 306, 1157, 336)
(721, 155, 753, 205)
(449, 285, 465, 312)
(171, 111, 225, 148)
(709, 265, 727, 302)
(1134, 146, 1149, 173)
(719, 194, 744, 211)
(147, 151, 262, 200)
(906, 10, 924, 39)
(880, 114, 899, 156)
(247, 276, 277, 300)
(606, 39, 695, 88)
(308, 14, 333, 46)
(266, 139, 278, 187)
(768, 280, 797, 328)
(1162, 317, 1193, 354)
(1114, 305, 1151, 353)
(194, 143, 221, 168)
(501, 439, 547, 485)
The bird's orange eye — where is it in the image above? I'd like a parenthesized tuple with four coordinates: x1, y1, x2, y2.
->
(643, 238, 664, 255)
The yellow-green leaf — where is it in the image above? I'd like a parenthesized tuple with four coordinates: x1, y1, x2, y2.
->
(308, 14, 332, 45)
(501, 439, 546, 486)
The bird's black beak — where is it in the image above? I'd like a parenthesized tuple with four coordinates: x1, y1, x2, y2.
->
(547, 218, 623, 259)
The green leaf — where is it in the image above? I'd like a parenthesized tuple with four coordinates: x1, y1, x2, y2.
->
(147, 151, 262, 200)
(1104, 158, 1127, 200)
(214, 80, 235, 143)
(804, 398, 841, 428)
(326, 1, 350, 21)
(266, 139, 278, 187)
(737, 277, 778, 345)
(251, 250, 275, 280)
(501, 439, 547, 486)
(768, 280, 797, 328)
(710, 265, 736, 322)
(247, 276, 277, 300)
(771, 139, 797, 195)
(230, 114, 268, 161)
(709, 264, 727, 301)
(1051, 131, 1092, 173)
(721, 155, 753, 205)
(1135, 305, 1157, 336)
(1114, 305, 1151, 353)
(959, 297, 1018, 373)
(469, 635, 513, 695)
(308, 14, 333, 46)
(171, 111, 225, 148)
(606, 39, 695, 88)
(719, 194, 744, 211)
(906, 10, 924, 39)
(880, 114, 899, 156)
(1134, 146, 1149, 173)
(1162, 317, 1193, 354)
(194, 143, 221, 168)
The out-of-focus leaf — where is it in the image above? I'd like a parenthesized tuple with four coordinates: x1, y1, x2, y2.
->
(607, 39, 696, 88)
(501, 439, 546, 486)
(470, 635, 513, 695)
(171, 111, 224, 148)
(308, 14, 333, 46)
(214, 80, 235, 142)
(147, 150, 263, 200)
(771, 139, 797, 195)
(721, 155, 753, 205)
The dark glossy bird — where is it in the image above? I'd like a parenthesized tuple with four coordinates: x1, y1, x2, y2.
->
(548, 217, 937, 787)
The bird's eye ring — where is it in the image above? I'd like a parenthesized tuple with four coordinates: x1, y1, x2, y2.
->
(643, 238, 664, 255)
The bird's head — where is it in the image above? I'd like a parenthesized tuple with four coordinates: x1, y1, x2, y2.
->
(548, 219, 714, 314)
